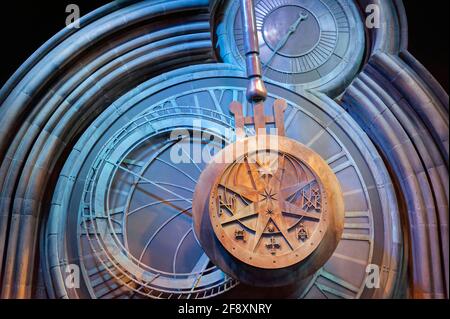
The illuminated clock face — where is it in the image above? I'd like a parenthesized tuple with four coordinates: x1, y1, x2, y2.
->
(44, 66, 401, 299)
(77, 109, 237, 299)
(217, 0, 365, 94)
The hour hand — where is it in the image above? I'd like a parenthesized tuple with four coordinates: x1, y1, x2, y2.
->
(291, 12, 309, 31)
(263, 12, 309, 72)
(299, 12, 309, 21)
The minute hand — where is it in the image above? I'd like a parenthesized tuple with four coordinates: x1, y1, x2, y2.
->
(263, 13, 308, 72)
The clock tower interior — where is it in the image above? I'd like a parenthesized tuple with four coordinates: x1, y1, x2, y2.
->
(0, 0, 447, 300)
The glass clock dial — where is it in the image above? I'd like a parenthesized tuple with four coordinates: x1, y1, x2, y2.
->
(44, 66, 401, 299)
(77, 109, 237, 299)
(216, 0, 365, 95)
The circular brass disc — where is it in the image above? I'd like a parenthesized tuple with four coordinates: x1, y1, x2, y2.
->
(193, 135, 344, 286)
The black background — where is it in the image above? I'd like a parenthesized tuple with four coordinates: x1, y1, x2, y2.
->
(0, 0, 448, 91)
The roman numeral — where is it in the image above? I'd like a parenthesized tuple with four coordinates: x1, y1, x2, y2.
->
(315, 269, 360, 299)
(209, 89, 226, 113)
(341, 232, 371, 242)
(80, 219, 123, 236)
(342, 210, 372, 242)
(332, 159, 353, 174)
(284, 106, 299, 131)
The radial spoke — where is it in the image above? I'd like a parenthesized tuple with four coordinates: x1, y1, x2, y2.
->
(138, 206, 192, 265)
(244, 157, 264, 190)
(191, 253, 210, 274)
(155, 157, 198, 184)
(219, 183, 261, 202)
(269, 154, 286, 188)
(280, 179, 314, 200)
(107, 160, 192, 205)
(137, 182, 195, 194)
(172, 228, 193, 273)
(271, 214, 296, 250)
(252, 213, 270, 252)
(188, 253, 211, 292)
(181, 146, 203, 174)
(281, 201, 321, 221)
(127, 198, 190, 216)
(221, 202, 258, 225)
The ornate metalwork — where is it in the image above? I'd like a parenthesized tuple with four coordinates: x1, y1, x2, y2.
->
(297, 223, 309, 242)
(266, 237, 282, 255)
(210, 147, 332, 268)
(234, 229, 247, 241)
(193, 98, 345, 286)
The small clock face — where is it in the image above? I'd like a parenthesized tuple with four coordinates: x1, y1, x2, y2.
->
(262, 7, 323, 60)
(217, 0, 365, 94)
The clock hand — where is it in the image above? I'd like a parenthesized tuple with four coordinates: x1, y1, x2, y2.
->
(263, 12, 308, 73)
(264, 32, 294, 70)
(289, 12, 309, 36)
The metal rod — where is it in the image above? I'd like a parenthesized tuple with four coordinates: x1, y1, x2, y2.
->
(240, 0, 267, 103)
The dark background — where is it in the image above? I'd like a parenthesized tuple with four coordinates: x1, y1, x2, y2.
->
(0, 0, 448, 91)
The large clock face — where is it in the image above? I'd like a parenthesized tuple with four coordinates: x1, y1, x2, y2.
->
(217, 0, 365, 94)
(78, 109, 237, 299)
(44, 66, 401, 299)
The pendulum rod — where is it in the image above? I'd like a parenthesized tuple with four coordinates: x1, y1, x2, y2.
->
(240, 0, 268, 103)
